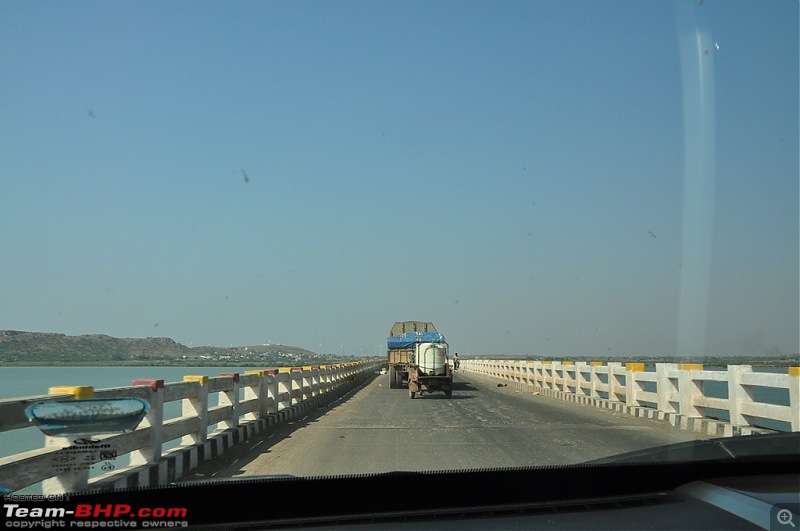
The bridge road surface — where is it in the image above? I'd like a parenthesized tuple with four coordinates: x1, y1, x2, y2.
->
(188, 370, 705, 479)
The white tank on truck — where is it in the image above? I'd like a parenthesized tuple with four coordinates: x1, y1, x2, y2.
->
(416, 342, 448, 376)
(386, 321, 452, 398)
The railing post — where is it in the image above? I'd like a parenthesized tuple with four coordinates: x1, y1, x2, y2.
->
(129, 379, 164, 465)
(551, 361, 562, 391)
(625, 363, 645, 406)
(218, 373, 240, 429)
(243, 370, 268, 421)
(727, 364, 753, 427)
(574, 362, 585, 397)
(677, 364, 704, 418)
(656, 363, 678, 414)
(563, 361, 574, 393)
(589, 362, 603, 398)
(607, 362, 623, 402)
(181, 376, 208, 445)
(542, 361, 552, 390)
(318, 365, 330, 394)
(790, 367, 799, 431)
(266, 371, 279, 415)
(42, 386, 94, 495)
(277, 369, 292, 411)
(312, 365, 321, 396)
(534, 360, 544, 388)
(291, 368, 303, 404)
(302, 366, 313, 400)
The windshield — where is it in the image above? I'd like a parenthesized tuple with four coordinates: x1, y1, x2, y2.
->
(1, 0, 797, 522)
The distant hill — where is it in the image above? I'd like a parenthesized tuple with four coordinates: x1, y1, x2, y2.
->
(0, 330, 358, 366)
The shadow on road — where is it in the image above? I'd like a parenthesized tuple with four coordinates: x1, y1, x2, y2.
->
(399, 373, 483, 399)
(452, 379, 480, 392)
(411, 392, 474, 400)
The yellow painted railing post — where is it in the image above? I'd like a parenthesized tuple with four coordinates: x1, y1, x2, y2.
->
(244, 370, 269, 420)
(48, 385, 94, 399)
(266, 370, 279, 415)
(181, 375, 209, 445)
(677, 364, 704, 418)
(656, 363, 679, 413)
(607, 362, 623, 402)
(789, 367, 799, 431)
(625, 363, 645, 406)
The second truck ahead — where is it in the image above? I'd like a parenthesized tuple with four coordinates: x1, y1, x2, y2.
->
(387, 321, 453, 399)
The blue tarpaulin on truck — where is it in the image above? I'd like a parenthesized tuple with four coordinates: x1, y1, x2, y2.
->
(387, 332, 446, 349)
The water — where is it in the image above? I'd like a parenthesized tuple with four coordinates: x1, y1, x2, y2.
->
(0, 366, 270, 402)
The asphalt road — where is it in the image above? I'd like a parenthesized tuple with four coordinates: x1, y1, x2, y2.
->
(188, 370, 704, 480)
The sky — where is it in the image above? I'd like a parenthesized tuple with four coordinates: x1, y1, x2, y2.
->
(1, 0, 797, 360)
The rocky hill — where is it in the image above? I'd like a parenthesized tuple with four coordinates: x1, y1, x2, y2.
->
(0, 330, 353, 366)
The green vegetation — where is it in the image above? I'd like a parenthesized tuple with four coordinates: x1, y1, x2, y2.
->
(0, 330, 364, 367)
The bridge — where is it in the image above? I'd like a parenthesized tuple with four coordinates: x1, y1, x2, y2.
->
(0, 360, 797, 494)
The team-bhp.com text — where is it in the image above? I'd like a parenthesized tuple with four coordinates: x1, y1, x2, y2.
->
(4, 504, 189, 528)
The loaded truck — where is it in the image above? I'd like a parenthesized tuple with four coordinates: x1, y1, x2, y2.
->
(387, 321, 452, 399)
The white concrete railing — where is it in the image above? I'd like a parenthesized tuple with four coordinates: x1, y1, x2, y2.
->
(461, 360, 799, 434)
(0, 361, 380, 494)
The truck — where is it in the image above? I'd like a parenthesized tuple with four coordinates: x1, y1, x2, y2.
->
(387, 321, 452, 399)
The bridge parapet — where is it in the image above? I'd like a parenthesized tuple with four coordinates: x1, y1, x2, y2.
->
(0, 360, 380, 494)
(461, 359, 799, 435)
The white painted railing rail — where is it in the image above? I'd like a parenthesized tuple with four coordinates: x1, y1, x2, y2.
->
(461, 359, 799, 434)
(0, 361, 380, 494)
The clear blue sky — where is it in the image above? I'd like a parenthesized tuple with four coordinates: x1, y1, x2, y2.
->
(1, 1, 797, 359)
